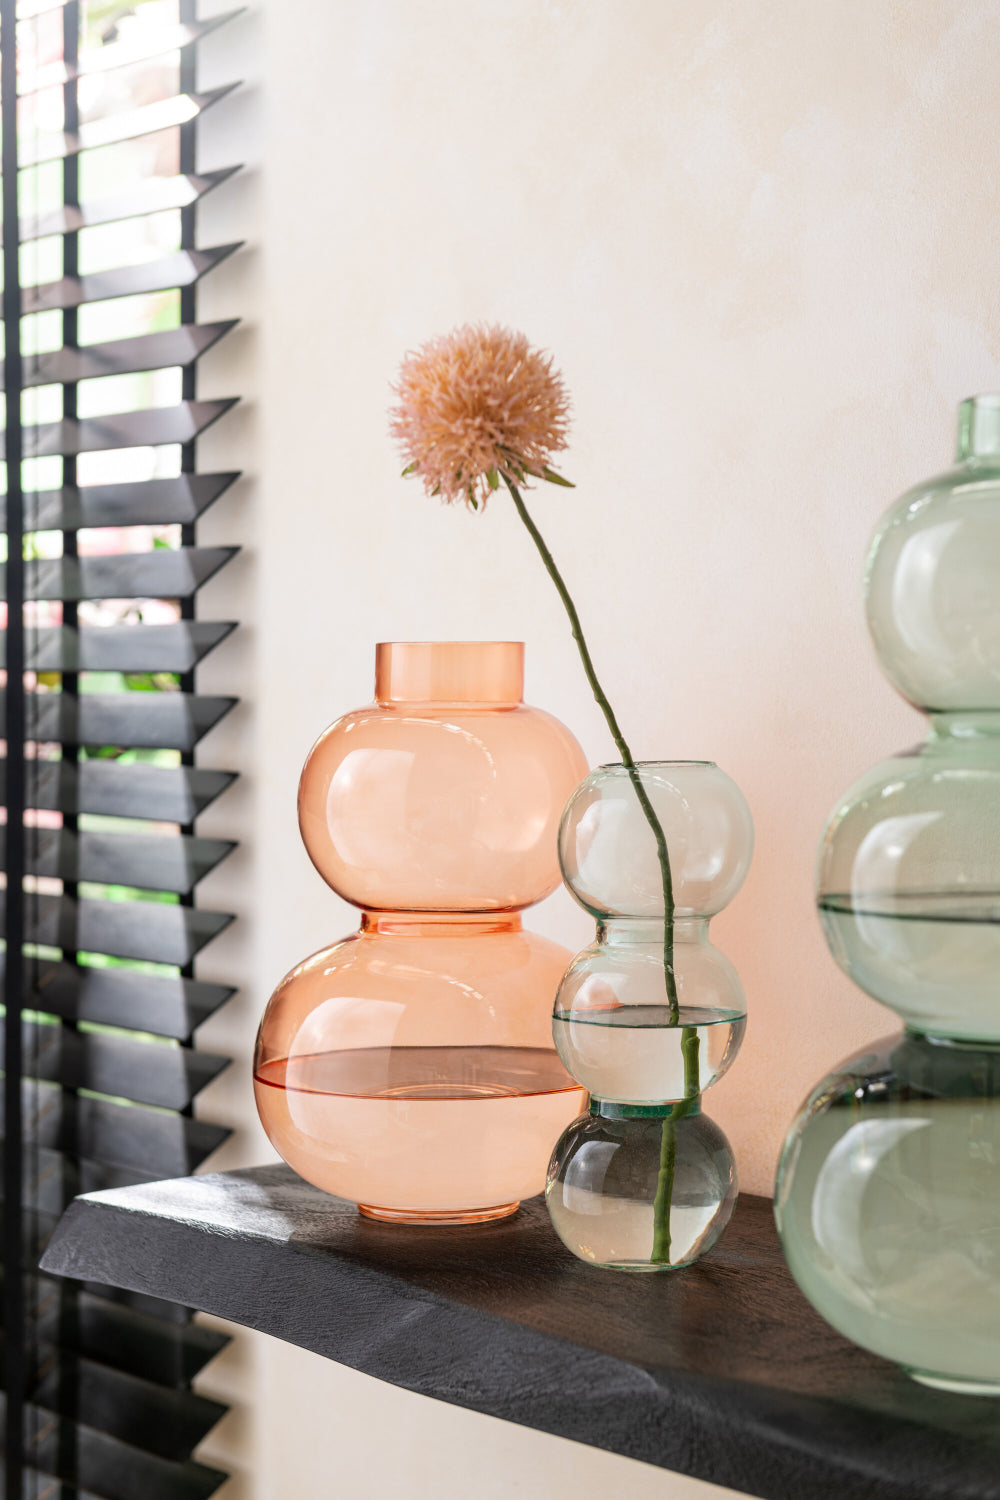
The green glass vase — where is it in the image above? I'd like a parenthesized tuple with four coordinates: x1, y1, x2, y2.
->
(775, 395, 1000, 1393)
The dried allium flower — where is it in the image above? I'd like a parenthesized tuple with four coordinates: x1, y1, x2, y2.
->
(389, 322, 693, 1266)
(389, 323, 572, 509)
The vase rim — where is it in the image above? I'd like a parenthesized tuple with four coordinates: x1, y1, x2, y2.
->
(375, 639, 524, 648)
(957, 393, 1000, 462)
(375, 640, 524, 705)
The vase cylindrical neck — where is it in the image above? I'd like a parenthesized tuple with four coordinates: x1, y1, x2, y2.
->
(928, 710, 1000, 741)
(598, 917, 710, 944)
(361, 911, 524, 937)
(375, 641, 524, 708)
(589, 1097, 703, 1120)
(956, 394, 1000, 463)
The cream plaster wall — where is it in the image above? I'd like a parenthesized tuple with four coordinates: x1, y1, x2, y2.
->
(182, 3, 1000, 1496)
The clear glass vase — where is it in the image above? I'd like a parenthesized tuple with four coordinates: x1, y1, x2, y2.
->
(548, 1100, 738, 1271)
(545, 761, 753, 1269)
(776, 396, 1000, 1392)
(254, 642, 589, 1223)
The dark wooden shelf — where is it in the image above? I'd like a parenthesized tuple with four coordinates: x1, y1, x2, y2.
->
(41, 1165, 1000, 1500)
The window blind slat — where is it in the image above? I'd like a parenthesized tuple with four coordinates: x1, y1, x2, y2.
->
(9, 321, 238, 387)
(22, 1475, 113, 1500)
(8, 622, 236, 673)
(17, 167, 240, 243)
(6, 761, 237, 822)
(2, 474, 240, 531)
(12, 1083, 230, 1178)
(4, 545, 238, 600)
(18, 11, 242, 94)
(0, 892, 234, 965)
(2, 827, 235, 894)
(34, 1292, 229, 1385)
(25, 960, 234, 1039)
(23, 243, 240, 314)
(18, 1147, 190, 1208)
(30, 1352, 226, 1462)
(6, 690, 237, 749)
(3, 1023, 230, 1111)
(19, 83, 238, 168)
(5, 400, 239, 460)
(21, 1416, 229, 1500)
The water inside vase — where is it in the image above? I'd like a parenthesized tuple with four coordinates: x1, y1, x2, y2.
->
(254, 1045, 585, 1220)
(545, 1107, 736, 1270)
(552, 1005, 745, 1103)
(819, 892, 1000, 1038)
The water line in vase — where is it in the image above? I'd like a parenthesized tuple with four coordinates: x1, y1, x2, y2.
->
(502, 474, 701, 1264)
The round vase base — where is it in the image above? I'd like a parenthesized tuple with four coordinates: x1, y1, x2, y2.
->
(358, 1200, 520, 1226)
(908, 1370, 1000, 1397)
(590, 1259, 682, 1274)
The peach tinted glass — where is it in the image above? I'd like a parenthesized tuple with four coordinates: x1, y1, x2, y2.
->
(254, 914, 586, 1219)
(255, 643, 590, 1223)
(297, 642, 589, 912)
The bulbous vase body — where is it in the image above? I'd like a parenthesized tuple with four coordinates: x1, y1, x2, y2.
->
(545, 761, 753, 1269)
(548, 1103, 737, 1271)
(297, 640, 585, 914)
(255, 642, 589, 1223)
(776, 1034, 1000, 1393)
(776, 396, 1000, 1391)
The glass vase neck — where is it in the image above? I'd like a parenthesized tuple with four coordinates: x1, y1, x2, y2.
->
(598, 917, 710, 944)
(928, 710, 1000, 741)
(956, 394, 1000, 462)
(361, 911, 524, 938)
(589, 1097, 703, 1120)
(374, 641, 524, 707)
(903, 1026, 1000, 1056)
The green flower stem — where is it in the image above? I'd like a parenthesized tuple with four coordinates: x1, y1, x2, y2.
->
(502, 476, 679, 1013)
(501, 475, 700, 1265)
(650, 1028, 702, 1262)
(651, 1112, 677, 1263)
(682, 1023, 701, 1097)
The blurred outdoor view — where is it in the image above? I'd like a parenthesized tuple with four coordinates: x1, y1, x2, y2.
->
(5, 0, 204, 1044)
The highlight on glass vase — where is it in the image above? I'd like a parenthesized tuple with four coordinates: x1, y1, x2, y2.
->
(776, 395, 1000, 1393)
(254, 640, 589, 1224)
(546, 761, 754, 1270)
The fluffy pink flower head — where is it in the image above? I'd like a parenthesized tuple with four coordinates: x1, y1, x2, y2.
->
(390, 323, 571, 509)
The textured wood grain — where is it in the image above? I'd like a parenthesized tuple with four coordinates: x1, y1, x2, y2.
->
(41, 1165, 1000, 1500)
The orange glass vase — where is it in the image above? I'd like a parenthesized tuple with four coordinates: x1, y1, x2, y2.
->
(254, 642, 589, 1223)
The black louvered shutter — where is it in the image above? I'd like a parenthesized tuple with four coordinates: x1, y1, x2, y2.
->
(2, 2, 241, 1495)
